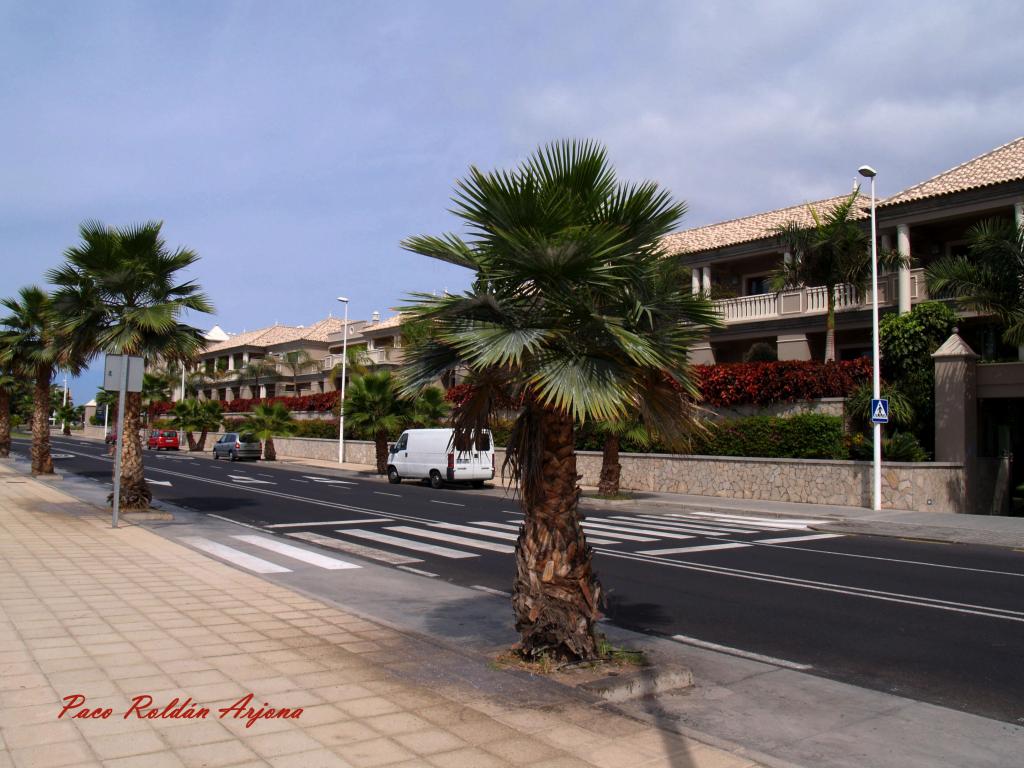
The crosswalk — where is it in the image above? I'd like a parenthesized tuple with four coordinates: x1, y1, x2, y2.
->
(184, 511, 843, 576)
(219, 511, 844, 568)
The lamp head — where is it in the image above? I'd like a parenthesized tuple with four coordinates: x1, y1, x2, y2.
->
(336, 296, 349, 303)
(858, 165, 877, 179)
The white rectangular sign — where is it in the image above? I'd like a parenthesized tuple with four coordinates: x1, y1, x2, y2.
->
(103, 355, 145, 393)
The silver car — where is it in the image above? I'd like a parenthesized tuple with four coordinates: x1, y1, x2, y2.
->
(212, 432, 262, 461)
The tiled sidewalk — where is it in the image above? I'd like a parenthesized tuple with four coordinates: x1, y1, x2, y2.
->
(0, 463, 759, 768)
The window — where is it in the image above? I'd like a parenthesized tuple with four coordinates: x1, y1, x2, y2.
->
(394, 433, 408, 451)
(745, 275, 772, 296)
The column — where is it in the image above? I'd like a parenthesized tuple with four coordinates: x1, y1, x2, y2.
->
(932, 332, 979, 512)
(776, 334, 811, 361)
(701, 266, 712, 295)
(879, 234, 892, 276)
(896, 223, 912, 314)
(783, 251, 793, 268)
(691, 267, 701, 295)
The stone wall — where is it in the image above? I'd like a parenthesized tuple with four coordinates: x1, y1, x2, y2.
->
(270, 437, 376, 465)
(493, 448, 970, 513)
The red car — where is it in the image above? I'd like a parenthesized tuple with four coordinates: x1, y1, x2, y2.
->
(147, 430, 180, 451)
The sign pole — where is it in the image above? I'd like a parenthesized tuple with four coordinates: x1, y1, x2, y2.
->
(868, 173, 882, 512)
(112, 357, 129, 529)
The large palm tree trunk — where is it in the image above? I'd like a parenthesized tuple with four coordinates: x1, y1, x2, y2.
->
(597, 433, 622, 496)
(196, 429, 208, 451)
(0, 390, 10, 458)
(374, 431, 388, 473)
(184, 431, 197, 451)
(264, 436, 276, 460)
(513, 408, 602, 661)
(31, 367, 54, 475)
(116, 391, 152, 510)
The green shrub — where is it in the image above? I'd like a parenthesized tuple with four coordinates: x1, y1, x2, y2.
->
(848, 431, 929, 462)
(691, 413, 848, 460)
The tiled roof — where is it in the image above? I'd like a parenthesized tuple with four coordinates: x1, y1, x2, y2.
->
(881, 136, 1024, 208)
(361, 313, 406, 333)
(661, 194, 866, 256)
(201, 317, 346, 354)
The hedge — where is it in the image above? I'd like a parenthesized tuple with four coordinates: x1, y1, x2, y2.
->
(690, 413, 847, 459)
(695, 359, 871, 407)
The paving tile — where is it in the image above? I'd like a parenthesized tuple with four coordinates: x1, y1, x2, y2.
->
(246, 730, 324, 758)
(266, 749, 355, 768)
(8, 739, 96, 768)
(330, 737, 416, 768)
(174, 739, 259, 768)
(101, 752, 186, 768)
(392, 728, 466, 756)
(482, 737, 561, 766)
(88, 730, 167, 760)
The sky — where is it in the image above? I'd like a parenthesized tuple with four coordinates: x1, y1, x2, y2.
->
(2, 0, 1023, 402)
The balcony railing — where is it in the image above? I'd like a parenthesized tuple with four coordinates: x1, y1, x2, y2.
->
(712, 268, 927, 325)
(368, 347, 403, 364)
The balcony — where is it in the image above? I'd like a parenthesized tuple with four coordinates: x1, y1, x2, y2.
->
(712, 268, 927, 325)
(368, 347, 403, 365)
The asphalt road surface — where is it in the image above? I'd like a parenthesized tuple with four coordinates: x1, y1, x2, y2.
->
(15, 434, 1024, 725)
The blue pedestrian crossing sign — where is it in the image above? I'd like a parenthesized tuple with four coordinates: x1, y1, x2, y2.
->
(871, 398, 890, 424)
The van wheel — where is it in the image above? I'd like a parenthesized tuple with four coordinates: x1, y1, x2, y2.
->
(429, 470, 444, 489)
(387, 466, 401, 484)
(471, 480, 485, 489)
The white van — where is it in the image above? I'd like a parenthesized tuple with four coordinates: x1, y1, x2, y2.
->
(386, 428, 495, 489)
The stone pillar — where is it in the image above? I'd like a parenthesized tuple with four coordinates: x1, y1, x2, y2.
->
(933, 333, 979, 512)
(691, 267, 701, 295)
(896, 223, 912, 314)
(879, 234, 892, 275)
(701, 266, 712, 295)
(243, 351, 250, 365)
(259, 384, 267, 399)
(783, 251, 793, 268)
(688, 343, 715, 365)
(777, 334, 812, 361)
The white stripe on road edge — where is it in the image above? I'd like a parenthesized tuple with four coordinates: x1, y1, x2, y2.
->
(291, 479, 309, 483)
(755, 533, 844, 545)
(472, 585, 511, 597)
(597, 548, 1024, 624)
(182, 537, 291, 574)
(640, 542, 751, 555)
(145, 478, 172, 487)
(231, 534, 361, 570)
(302, 475, 356, 485)
(581, 520, 696, 540)
(670, 634, 812, 671)
(689, 512, 828, 526)
(266, 518, 392, 528)
(430, 500, 465, 507)
(374, 492, 401, 497)
(386, 526, 514, 554)
(397, 566, 439, 578)
(341, 529, 478, 559)
(286, 532, 422, 565)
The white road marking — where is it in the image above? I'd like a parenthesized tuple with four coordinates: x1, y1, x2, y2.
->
(386, 526, 514, 554)
(689, 512, 827, 527)
(257, 473, 275, 478)
(231, 534, 360, 570)
(228, 474, 276, 485)
(601, 549, 1024, 624)
(471, 585, 511, 597)
(182, 537, 291, 574)
(755, 533, 844, 545)
(341, 529, 478, 559)
(145, 478, 173, 487)
(397, 566, 439, 578)
(291, 479, 310, 483)
(616, 514, 759, 534)
(286, 532, 422, 565)
(430, 522, 520, 540)
(581, 520, 696, 540)
(472, 521, 521, 531)
(430, 500, 465, 507)
(374, 492, 402, 497)
(640, 542, 751, 555)
(670, 634, 812, 671)
(302, 475, 356, 485)
(578, 523, 657, 542)
(265, 518, 392, 528)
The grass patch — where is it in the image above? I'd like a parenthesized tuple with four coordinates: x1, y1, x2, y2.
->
(491, 634, 647, 677)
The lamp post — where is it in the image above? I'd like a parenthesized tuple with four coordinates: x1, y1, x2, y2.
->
(337, 297, 349, 464)
(859, 164, 881, 511)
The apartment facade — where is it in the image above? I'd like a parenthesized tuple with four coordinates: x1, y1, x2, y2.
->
(183, 313, 408, 403)
(663, 136, 1024, 363)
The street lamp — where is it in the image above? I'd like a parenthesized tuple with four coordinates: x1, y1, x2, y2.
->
(859, 164, 882, 512)
(337, 297, 349, 464)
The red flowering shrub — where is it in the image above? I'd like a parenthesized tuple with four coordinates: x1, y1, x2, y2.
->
(147, 391, 340, 418)
(696, 358, 871, 407)
(444, 384, 521, 410)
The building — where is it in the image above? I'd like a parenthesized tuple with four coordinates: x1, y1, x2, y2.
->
(182, 313, 409, 403)
(665, 136, 1024, 363)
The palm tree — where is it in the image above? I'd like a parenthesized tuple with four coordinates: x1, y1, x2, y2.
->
(772, 192, 873, 362)
(53, 402, 78, 436)
(277, 350, 314, 396)
(240, 358, 278, 400)
(344, 372, 410, 473)
(242, 402, 295, 460)
(170, 398, 223, 451)
(95, 388, 118, 424)
(0, 287, 80, 475)
(595, 415, 655, 497)
(0, 369, 15, 458)
(412, 386, 450, 427)
(926, 218, 1024, 348)
(398, 139, 719, 660)
(48, 220, 213, 510)
(329, 345, 373, 390)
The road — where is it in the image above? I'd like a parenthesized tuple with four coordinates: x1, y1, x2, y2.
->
(14, 434, 1024, 724)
